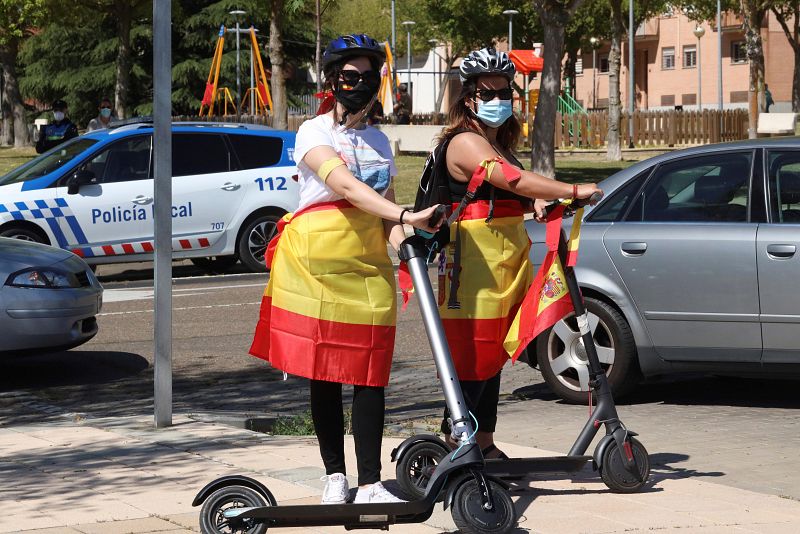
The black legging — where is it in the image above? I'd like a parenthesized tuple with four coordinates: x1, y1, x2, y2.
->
(310, 379, 385, 486)
(441, 371, 502, 436)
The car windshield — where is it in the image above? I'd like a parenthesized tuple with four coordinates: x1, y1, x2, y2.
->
(0, 138, 98, 186)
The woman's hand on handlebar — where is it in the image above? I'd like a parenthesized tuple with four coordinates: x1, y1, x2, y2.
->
(575, 183, 603, 202)
(404, 204, 444, 234)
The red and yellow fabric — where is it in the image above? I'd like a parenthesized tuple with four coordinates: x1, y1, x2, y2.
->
(438, 199, 532, 381)
(503, 202, 583, 360)
(250, 200, 397, 387)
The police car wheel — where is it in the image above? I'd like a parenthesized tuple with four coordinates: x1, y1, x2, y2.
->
(238, 213, 280, 273)
(0, 226, 46, 243)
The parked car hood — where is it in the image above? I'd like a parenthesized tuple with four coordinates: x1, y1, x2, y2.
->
(0, 237, 75, 272)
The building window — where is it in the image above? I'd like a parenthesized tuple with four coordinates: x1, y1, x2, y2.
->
(683, 45, 697, 68)
(599, 55, 609, 73)
(662, 47, 675, 69)
(575, 57, 583, 75)
(682, 93, 697, 105)
(661, 94, 675, 106)
(731, 41, 747, 64)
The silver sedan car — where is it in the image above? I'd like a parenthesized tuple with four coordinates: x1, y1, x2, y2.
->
(1, 237, 102, 354)
(526, 138, 800, 402)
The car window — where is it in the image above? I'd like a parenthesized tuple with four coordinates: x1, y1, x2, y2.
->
(227, 134, 283, 169)
(80, 135, 152, 184)
(767, 150, 800, 223)
(625, 152, 752, 223)
(0, 138, 98, 186)
(173, 133, 230, 176)
(588, 169, 651, 222)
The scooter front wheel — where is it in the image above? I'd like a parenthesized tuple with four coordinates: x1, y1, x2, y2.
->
(451, 479, 517, 534)
(199, 485, 269, 534)
(599, 437, 650, 493)
(395, 440, 449, 500)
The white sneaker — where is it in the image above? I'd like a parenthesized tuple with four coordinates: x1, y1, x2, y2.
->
(321, 473, 349, 504)
(353, 482, 406, 504)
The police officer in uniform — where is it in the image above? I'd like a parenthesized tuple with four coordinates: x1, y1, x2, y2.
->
(36, 99, 79, 154)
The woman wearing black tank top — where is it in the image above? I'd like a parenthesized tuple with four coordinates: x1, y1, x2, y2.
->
(436, 47, 601, 459)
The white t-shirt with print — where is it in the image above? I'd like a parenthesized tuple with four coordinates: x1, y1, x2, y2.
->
(293, 114, 397, 210)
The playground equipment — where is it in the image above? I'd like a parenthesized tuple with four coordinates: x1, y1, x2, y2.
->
(199, 25, 273, 117)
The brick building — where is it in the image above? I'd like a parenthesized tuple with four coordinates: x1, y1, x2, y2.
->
(571, 10, 795, 113)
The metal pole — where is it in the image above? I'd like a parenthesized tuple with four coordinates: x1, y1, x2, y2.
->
(407, 29, 412, 89)
(593, 48, 597, 109)
(717, 0, 723, 132)
(508, 17, 513, 51)
(391, 0, 396, 93)
(250, 29, 255, 116)
(628, 0, 635, 148)
(235, 20, 241, 110)
(153, 0, 173, 429)
(698, 38, 702, 110)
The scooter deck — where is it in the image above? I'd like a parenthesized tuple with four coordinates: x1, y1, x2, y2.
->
(232, 499, 434, 528)
(484, 455, 591, 476)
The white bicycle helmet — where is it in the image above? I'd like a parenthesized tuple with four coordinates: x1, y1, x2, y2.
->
(459, 47, 516, 83)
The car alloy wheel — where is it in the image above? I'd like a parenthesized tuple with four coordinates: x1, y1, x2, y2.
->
(237, 213, 281, 273)
(536, 297, 639, 404)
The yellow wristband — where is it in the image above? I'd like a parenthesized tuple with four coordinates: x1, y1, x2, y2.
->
(317, 157, 346, 182)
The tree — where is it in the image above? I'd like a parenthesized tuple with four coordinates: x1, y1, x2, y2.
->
(0, 0, 49, 147)
(770, 1, 799, 111)
(530, 0, 585, 177)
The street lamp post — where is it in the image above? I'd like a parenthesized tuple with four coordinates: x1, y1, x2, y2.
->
(628, 0, 634, 148)
(694, 25, 705, 111)
(590, 37, 599, 110)
(402, 20, 415, 95)
(503, 9, 519, 51)
(229, 10, 246, 111)
(429, 39, 439, 111)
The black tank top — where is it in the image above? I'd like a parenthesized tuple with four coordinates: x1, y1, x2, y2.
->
(444, 132, 529, 204)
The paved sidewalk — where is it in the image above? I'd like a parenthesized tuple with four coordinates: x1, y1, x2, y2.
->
(2, 396, 800, 534)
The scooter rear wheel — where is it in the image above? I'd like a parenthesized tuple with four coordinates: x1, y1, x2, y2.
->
(451, 479, 517, 534)
(599, 437, 650, 493)
(199, 485, 269, 534)
(395, 441, 448, 500)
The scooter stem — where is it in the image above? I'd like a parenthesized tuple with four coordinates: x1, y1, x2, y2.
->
(399, 236, 476, 446)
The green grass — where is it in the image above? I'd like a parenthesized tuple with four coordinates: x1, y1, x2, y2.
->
(393, 154, 636, 206)
(0, 146, 36, 176)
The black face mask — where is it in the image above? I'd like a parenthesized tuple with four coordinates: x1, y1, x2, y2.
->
(334, 78, 381, 115)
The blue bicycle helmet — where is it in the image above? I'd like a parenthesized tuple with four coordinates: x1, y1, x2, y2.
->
(322, 34, 385, 72)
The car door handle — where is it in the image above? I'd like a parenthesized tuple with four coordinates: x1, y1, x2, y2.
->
(220, 182, 240, 191)
(621, 242, 648, 255)
(131, 195, 153, 205)
(766, 244, 796, 258)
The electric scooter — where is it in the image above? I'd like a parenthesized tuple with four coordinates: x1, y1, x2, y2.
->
(193, 227, 518, 533)
(393, 198, 651, 500)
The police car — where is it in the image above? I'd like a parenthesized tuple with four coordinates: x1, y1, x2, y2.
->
(0, 121, 299, 273)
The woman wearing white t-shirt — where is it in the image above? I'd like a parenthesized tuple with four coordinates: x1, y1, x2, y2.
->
(250, 34, 440, 505)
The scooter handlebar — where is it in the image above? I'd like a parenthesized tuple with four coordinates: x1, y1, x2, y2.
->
(543, 191, 604, 218)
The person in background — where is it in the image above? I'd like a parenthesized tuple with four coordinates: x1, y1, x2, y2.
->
(765, 84, 774, 112)
(36, 99, 78, 154)
(393, 83, 412, 124)
(87, 97, 118, 131)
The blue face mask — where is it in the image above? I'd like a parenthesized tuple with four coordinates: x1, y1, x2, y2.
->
(475, 99, 513, 128)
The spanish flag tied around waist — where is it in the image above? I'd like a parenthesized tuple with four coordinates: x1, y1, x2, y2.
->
(250, 199, 397, 387)
(503, 201, 584, 360)
(438, 200, 531, 381)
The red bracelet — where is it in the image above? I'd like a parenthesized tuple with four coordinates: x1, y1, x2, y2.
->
(572, 184, 578, 198)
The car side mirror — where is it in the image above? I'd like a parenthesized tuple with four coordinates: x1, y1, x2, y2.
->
(67, 169, 96, 195)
